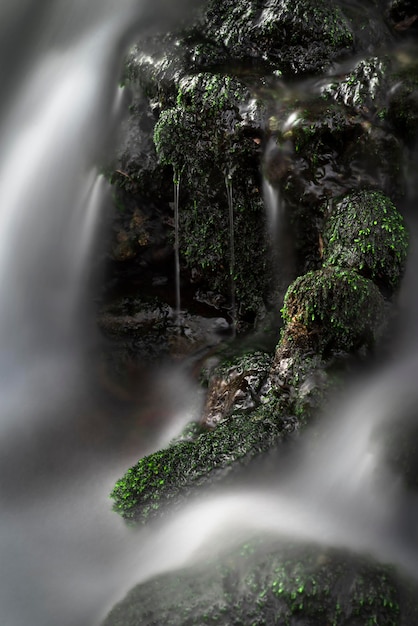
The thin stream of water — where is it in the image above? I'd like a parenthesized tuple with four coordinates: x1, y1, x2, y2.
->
(225, 173, 236, 336)
(173, 170, 182, 327)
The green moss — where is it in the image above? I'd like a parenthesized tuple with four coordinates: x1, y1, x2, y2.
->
(322, 56, 388, 113)
(281, 267, 386, 354)
(152, 72, 270, 318)
(202, 0, 353, 75)
(111, 413, 285, 524)
(153, 73, 257, 174)
(323, 190, 408, 293)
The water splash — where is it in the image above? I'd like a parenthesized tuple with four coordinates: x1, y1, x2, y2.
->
(225, 171, 236, 336)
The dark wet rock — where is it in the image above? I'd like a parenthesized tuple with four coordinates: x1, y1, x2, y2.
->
(103, 538, 418, 626)
(105, 18, 413, 536)
(262, 55, 408, 275)
(322, 190, 409, 294)
(189, 0, 354, 76)
(97, 293, 232, 368)
(105, 8, 416, 622)
(201, 351, 273, 427)
(322, 56, 389, 115)
(153, 72, 264, 172)
(105, 93, 173, 266)
(152, 71, 271, 319)
(104, 0, 396, 322)
(262, 350, 331, 426)
(108, 47, 273, 321)
(123, 35, 187, 106)
(387, 53, 418, 145)
(388, 0, 418, 32)
(280, 267, 386, 355)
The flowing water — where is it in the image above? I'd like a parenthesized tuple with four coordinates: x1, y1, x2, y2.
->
(225, 173, 236, 336)
(0, 1, 205, 625)
(173, 170, 182, 327)
(2, 1, 418, 625)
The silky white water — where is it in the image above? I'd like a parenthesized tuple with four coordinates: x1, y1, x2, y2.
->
(1, 2, 418, 626)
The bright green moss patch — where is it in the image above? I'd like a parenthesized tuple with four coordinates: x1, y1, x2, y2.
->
(281, 267, 386, 354)
(111, 414, 285, 524)
(323, 190, 408, 293)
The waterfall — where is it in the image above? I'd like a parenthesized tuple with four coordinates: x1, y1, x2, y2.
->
(262, 177, 281, 240)
(0, 2, 205, 626)
(0, 2, 137, 435)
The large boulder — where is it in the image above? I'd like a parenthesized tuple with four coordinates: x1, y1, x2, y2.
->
(322, 190, 408, 295)
(103, 539, 417, 626)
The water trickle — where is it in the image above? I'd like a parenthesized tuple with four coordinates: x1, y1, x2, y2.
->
(173, 169, 182, 328)
(225, 172, 236, 336)
(262, 177, 282, 242)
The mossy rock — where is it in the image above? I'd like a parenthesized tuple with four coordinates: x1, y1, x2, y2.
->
(281, 267, 386, 354)
(111, 413, 286, 524)
(265, 92, 404, 276)
(322, 56, 389, 114)
(195, 0, 354, 76)
(153, 72, 262, 174)
(122, 34, 187, 105)
(201, 350, 273, 427)
(103, 538, 416, 626)
(323, 190, 408, 294)
(152, 72, 270, 318)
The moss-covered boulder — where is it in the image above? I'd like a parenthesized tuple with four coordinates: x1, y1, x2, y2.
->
(154, 73, 263, 171)
(322, 56, 389, 114)
(281, 267, 386, 354)
(323, 190, 408, 294)
(111, 412, 287, 524)
(103, 539, 417, 626)
(189, 0, 354, 76)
